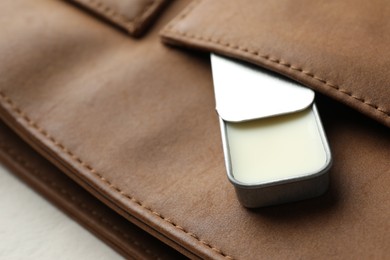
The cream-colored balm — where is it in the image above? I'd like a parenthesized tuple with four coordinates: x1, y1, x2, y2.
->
(226, 107, 328, 184)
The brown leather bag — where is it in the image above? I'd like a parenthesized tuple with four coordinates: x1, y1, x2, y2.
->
(0, 0, 389, 259)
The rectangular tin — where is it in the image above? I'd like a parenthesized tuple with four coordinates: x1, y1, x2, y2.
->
(219, 104, 332, 208)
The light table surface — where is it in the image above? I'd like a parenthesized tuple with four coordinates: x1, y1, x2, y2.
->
(0, 164, 122, 260)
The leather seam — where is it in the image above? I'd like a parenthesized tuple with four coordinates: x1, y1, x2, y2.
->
(0, 91, 235, 259)
(163, 0, 390, 119)
(73, 0, 158, 33)
(0, 143, 161, 260)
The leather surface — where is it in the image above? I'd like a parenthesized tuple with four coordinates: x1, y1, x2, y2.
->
(0, 0, 389, 259)
(70, 0, 168, 36)
(0, 120, 183, 259)
(161, 0, 390, 128)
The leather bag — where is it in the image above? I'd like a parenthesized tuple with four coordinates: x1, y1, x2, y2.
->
(0, 0, 389, 259)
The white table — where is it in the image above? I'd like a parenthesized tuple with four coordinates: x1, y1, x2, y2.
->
(0, 165, 122, 259)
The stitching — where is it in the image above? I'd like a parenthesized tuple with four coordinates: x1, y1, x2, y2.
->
(164, 0, 200, 31)
(131, 0, 164, 31)
(0, 145, 159, 259)
(0, 144, 161, 260)
(74, 0, 158, 33)
(162, 0, 390, 119)
(0, 91, 234, 259)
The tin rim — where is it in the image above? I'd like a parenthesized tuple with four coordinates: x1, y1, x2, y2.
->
(219, 104, 332, 190)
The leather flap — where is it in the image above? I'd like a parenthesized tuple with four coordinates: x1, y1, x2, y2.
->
(161, 0, 390, 128)
(70, 0, 168, 36)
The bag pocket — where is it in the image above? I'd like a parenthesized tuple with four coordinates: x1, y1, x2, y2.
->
(161, 0, 390, 128)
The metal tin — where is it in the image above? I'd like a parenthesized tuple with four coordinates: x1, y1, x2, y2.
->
(219, 105, 332, 208)
(211, 54, 332, 207)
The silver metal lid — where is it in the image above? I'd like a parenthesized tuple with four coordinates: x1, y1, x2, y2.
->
(211, 54, 315, 122)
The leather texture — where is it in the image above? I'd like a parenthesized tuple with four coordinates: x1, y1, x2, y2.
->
(71, 0, 168, 36)
(0, 0, 389, 259)
(161, 0, 390, 128)
(0, 121, 183, 259)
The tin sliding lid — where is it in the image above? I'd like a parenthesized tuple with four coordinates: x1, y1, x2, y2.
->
(211, 54, 315, 122)
(210, 54, 332, 207)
